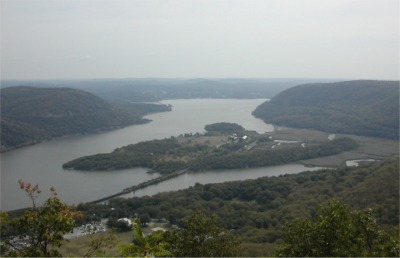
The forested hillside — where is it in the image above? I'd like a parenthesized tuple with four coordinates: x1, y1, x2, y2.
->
(76, 159, 399, 256)
(252, 80, 399, 139)
(0, 86, 170, 151)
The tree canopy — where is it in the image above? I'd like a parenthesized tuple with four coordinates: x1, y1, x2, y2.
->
(276, 199, 400, 257)
(253, 80, 399, 139)
(0, 181, 82, 257)
(63, 134, 358, 173)
(204, 122, 245, 132)
(0, 86, 170, 150)
(163, 212, 242, 257)
(75, 159, 399, 256)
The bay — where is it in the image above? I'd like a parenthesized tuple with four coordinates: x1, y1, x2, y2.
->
(1, 99, 316, 211)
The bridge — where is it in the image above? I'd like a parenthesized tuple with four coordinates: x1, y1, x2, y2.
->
(89, 169, 188, 204)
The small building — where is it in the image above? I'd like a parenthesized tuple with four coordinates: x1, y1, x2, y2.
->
(118, 218, 132, 226)
(151, 227, 166, 232)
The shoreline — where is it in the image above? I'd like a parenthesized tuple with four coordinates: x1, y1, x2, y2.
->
(0, 119, 152, 153)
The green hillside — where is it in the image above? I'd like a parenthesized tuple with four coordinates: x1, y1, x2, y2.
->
(75, 159, 399, 256)
(252, 80, 399, 139)
(0, 86, 169, 151)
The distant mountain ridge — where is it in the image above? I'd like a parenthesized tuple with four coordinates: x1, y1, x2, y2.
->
(252, 80, 399, 139)
(1, 78, 337, 102)
(0, 86, 165, 151)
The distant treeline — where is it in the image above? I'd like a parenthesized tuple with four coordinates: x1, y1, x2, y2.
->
(1, 78, 334, 102)
(75, 159, 399, 256)
(204, 122, 245, 132)
(253, 80, 399, 139)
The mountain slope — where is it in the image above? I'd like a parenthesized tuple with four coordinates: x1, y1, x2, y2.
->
(252, 80, 399, 139)
(0, 86, 154, 150)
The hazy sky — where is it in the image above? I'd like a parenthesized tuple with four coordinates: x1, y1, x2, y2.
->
(1, 0, 399, 80)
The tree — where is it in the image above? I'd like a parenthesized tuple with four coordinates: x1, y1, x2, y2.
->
(119, 218, 171, 257)
(139, 213, 151, 226)
(276, 199, 400, 257)
(0, 180, 82, 257)
(164, 211, 242, 257)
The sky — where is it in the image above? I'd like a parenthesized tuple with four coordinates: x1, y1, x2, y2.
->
(1, 0, 399, 80)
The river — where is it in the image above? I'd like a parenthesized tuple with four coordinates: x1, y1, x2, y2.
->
(1, 99, 322, 211)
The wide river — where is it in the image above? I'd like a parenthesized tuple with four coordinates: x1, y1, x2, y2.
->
(1, 99, 322, 211)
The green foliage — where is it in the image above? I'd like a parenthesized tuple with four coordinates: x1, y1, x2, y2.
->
(107, 218, 132, 232)
(119, 219, 171, 257)
(253, 80, 399, 139)
(77, 159, 399, 256)
(63, 134, 358, 173)
(190, 137, 358, 171)
(1, 181, 118, 257)
(83, 229, 118, 257)
(205, 122, 245, 132)
(63, 138, 184, 172)
(164, 212, 242, 257)
(0, 86, 170, 150)
(276, 200, 400, 257)
(0, 181, 82, 257)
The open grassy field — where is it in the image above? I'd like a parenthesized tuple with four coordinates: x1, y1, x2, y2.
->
(60, 231, 130, 257)
(186, 126, 398, 169)
(162, 126, 398, 169)
(269, 126, 399, 168)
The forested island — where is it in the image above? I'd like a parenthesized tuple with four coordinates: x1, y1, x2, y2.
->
(252, 80, 399, 139)
(63, 122, 358, 173)
(0, 86, 171, 151)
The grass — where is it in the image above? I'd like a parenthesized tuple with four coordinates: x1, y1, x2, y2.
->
(59, 231, 131, 257)
(175, 127, 398, 169)
(60, 221, 171, 257)
(271, 127, 399, 168)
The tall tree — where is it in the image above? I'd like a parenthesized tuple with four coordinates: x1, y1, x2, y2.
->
(276, 199, 400, 257)
(0, 180, 82, 257)
(164, 211, 242, 257)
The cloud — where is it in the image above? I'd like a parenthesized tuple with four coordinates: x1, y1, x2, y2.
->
(1, 0, 398, 80)
(79, 55, 92, 62)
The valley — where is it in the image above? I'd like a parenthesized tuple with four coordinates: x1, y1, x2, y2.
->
(1, 81, 399, 257)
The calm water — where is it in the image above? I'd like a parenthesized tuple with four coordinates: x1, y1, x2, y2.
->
(1, 99, 319, 211)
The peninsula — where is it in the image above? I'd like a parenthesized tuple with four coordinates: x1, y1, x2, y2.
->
(63, 122, 358, 173)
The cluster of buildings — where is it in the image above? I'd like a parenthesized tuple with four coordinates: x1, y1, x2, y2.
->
(228, 133, 248, 142)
